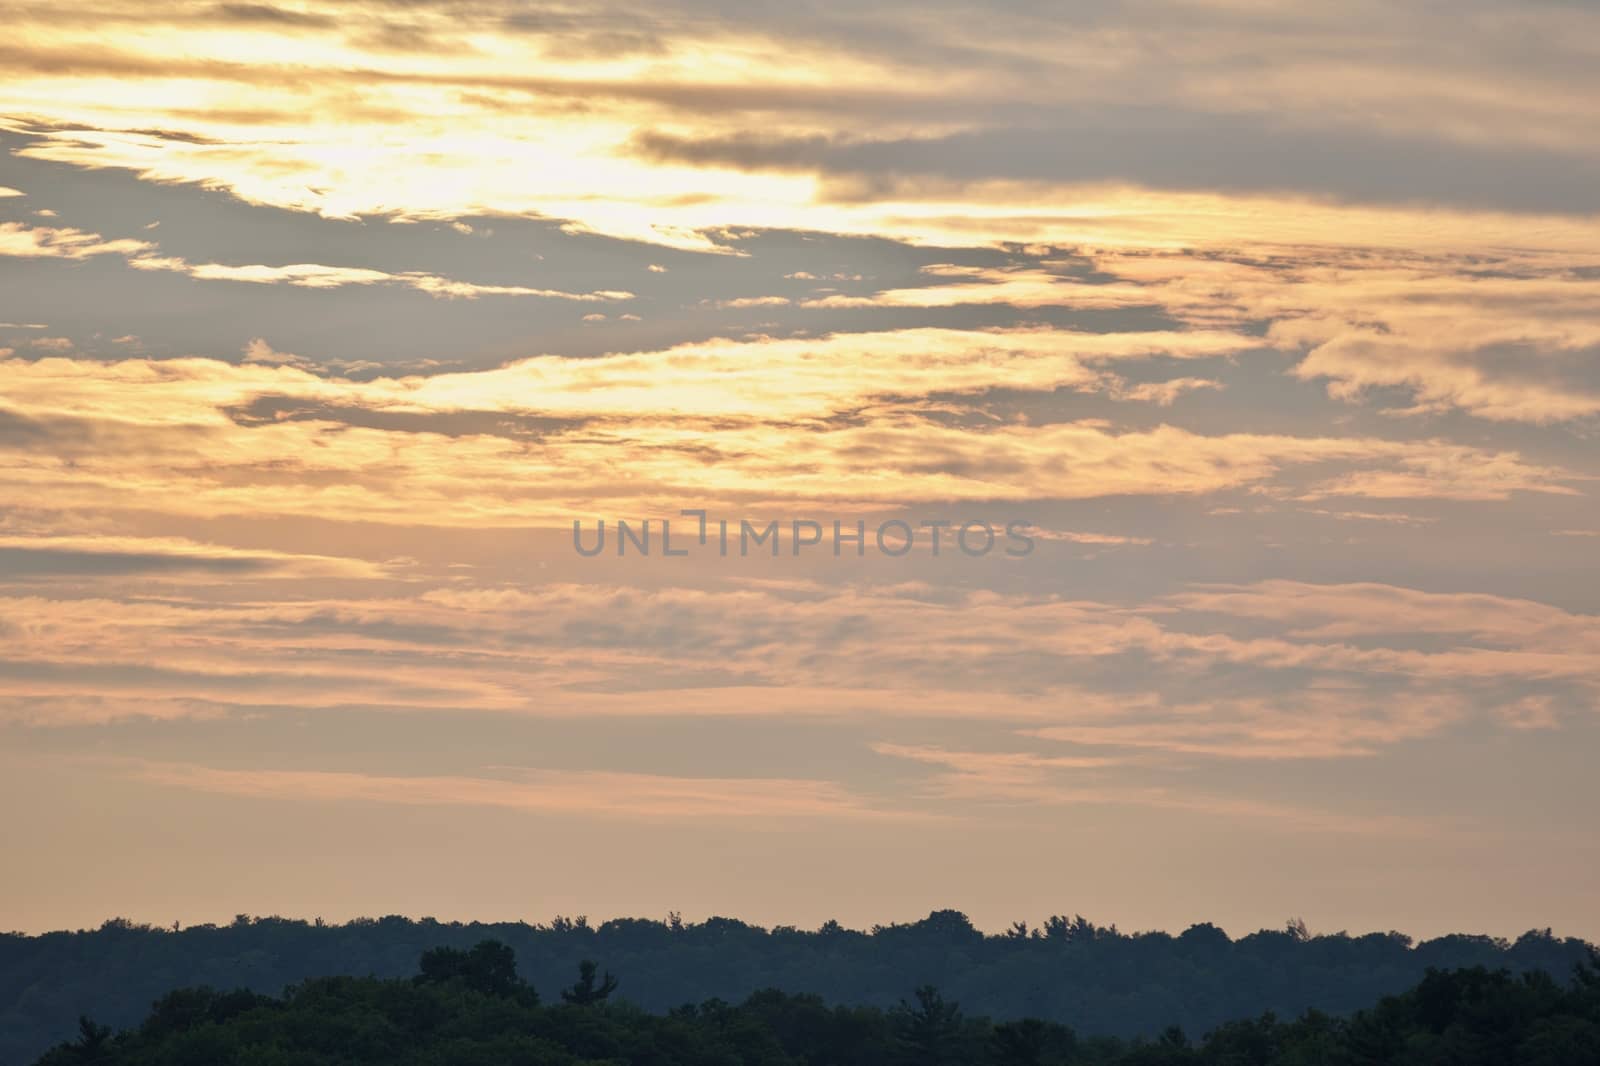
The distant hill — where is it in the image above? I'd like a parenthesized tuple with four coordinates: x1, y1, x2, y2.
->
(2, 912, 1594, 1065)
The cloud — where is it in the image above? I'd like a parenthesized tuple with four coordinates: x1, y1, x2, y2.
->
(871, 743, 1439, 835)
(1164, 580, 1600, 648)
(210, 3, 337, 30)
(0, 221, 153, 259)
(0, 534, 384, 580)
(1020, 691, 1469, 761)
(1302, 449, 1584, 502)
(0, 339, 1581, 532)
(1496, 695, 1561, 731)
(0, 221, 633, 301)
(633, 115, 1600, 215)
(874, 742, 1126, 776)
(128, 761, 899, 821)
(1092, 247, 1600, 423)
(799, 265, 1165, 311)
(3, 574, 1592, 748)
(389, 327, 1253, 420)
(127, 251, 637, 300)
(7, 0, 1600, 258)
(242, 337, 310, 366)
(716, 296, 792, 309)
(1109, 377, 1223, 406)
(1030, 529, 1153, 546)
(1299, 508, 1437, 525)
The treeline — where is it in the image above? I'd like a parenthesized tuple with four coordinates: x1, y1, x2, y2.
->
(2, 912, 1594, 1064)
(33, 939, 1600, 1065)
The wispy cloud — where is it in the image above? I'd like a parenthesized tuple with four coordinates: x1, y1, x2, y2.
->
(872, 743, 1443, 835)
(129, 761, 902, 821)
(0, 222, 633, 300)
(0, 340, 1581, 531)
(3, 577, 1593, 753)
(0, 221, 153, 259)
(129, 255, 636, 300)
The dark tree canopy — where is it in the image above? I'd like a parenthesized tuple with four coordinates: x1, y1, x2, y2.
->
(29, 942, 1600, 1066)
(1, 912, 1594, 1064)
(416, 939, 531, 1001)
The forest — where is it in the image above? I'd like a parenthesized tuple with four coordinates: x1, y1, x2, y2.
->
(3, 913, 1595, 1064)
(29, 937, 1600, 1065)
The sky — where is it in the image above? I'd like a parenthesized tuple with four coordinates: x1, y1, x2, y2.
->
(0, 0, 1597, 941)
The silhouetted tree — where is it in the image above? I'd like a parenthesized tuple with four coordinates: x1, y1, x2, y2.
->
(416, 939, 528, 1000)
(560, 959, 618, 1005)
(991, 1017, 1046, 1065)
(74, 1017, 110, 1058)
(895, 985, 964, 1062)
